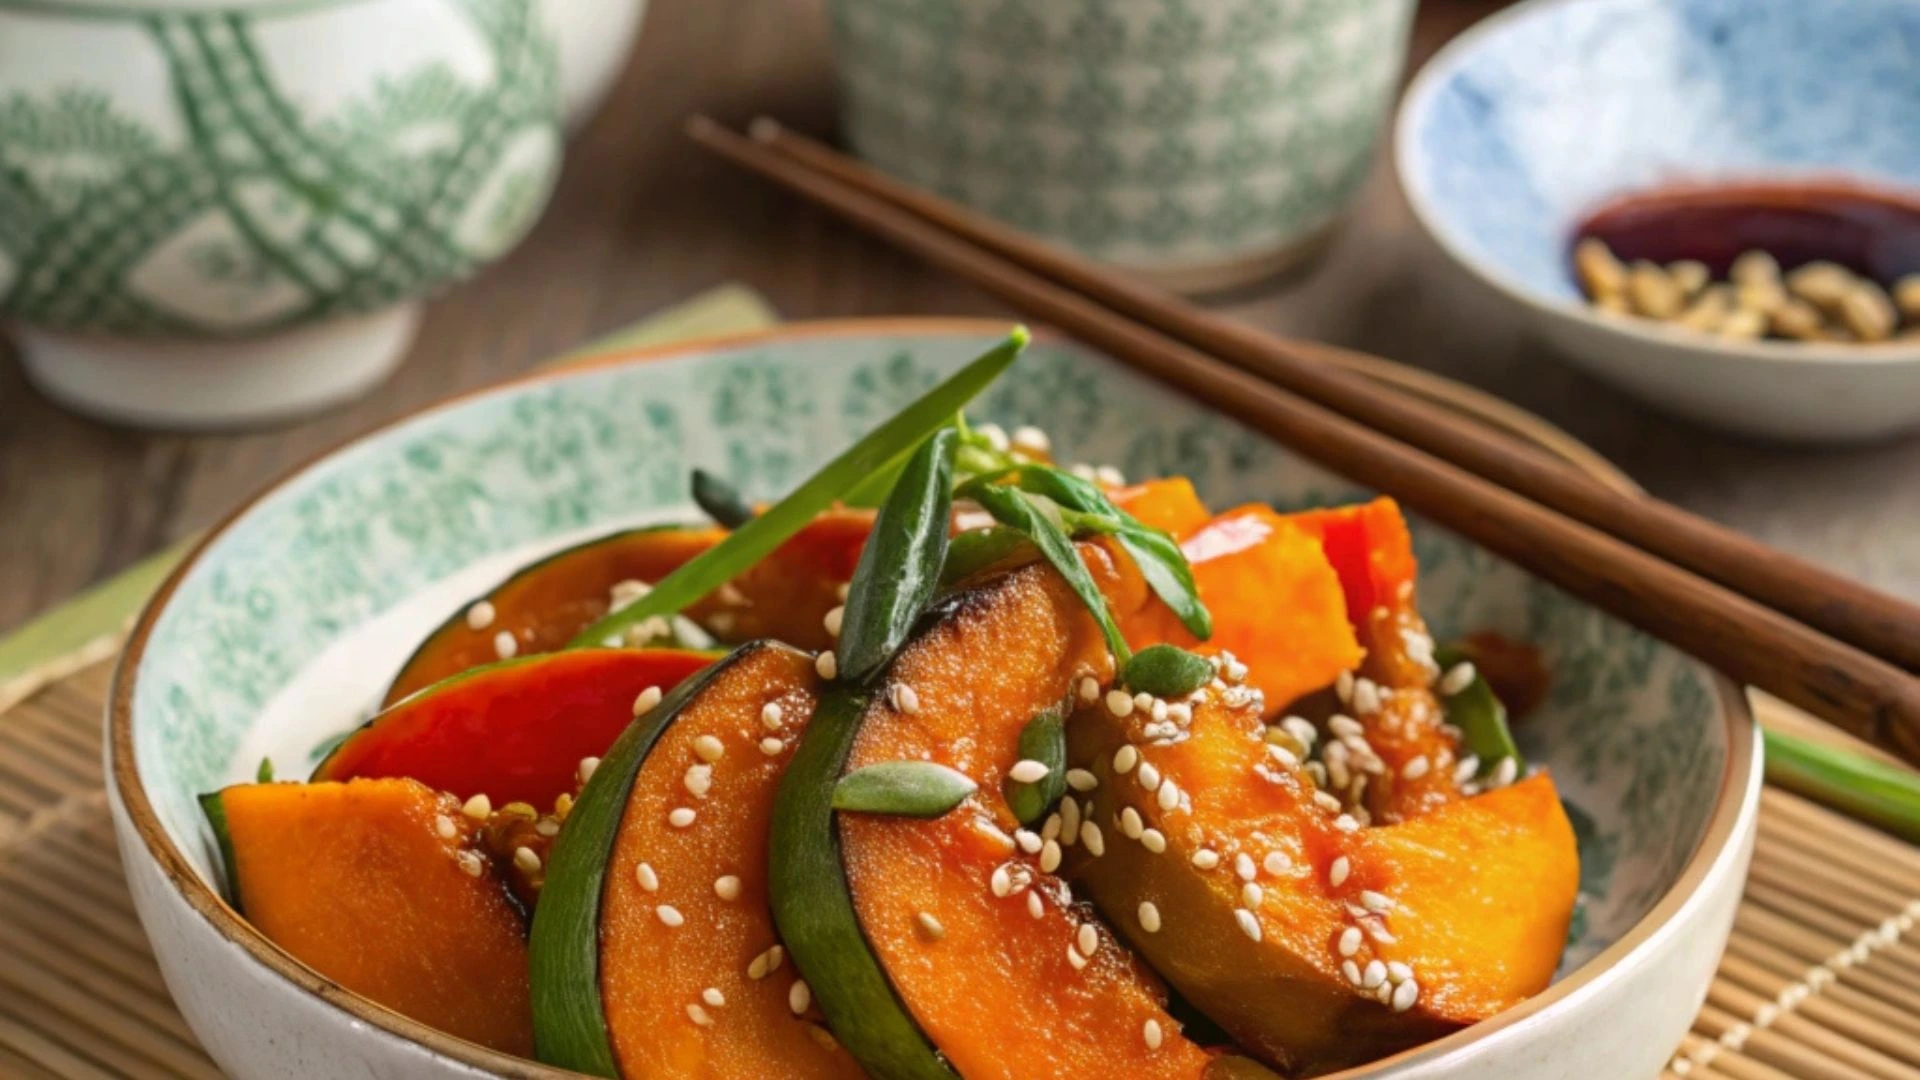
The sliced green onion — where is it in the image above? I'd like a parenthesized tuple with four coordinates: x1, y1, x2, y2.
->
(836, 428, 955, 684)
(1435, 644, 1523, 776)
(691, 468, 754, 528)
(1765, 728, 1920, 843)
(963, 483, 1131, 664)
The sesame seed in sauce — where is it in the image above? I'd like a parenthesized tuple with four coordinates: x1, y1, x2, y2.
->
(1438, 661, 1477, 696)
(1388, 961, 1413, 983)
(1060, 799, 1082, 846)
(1454, 755, 1481, 785)
(455, 850, 484, 877)
(1141, 829, 1167, 854)
(535, 817, 560, 837)
(916, 911, 946, 940)
(836, 581, 851, 601)
(1264, 851, 1292, 875)
(1113, 745, 1139, 774)
(1402, 755, 1431, 780)
(1335, 670, 1355, 703)
(1027, 891, 1045, 919)
(492, 630, 518, 659)
(1142, 1018, 1165, 1051)
(1106, 690, 1135, 718)
(636, 862, 659, 891)
(1361, 890, 1395, 913)
(686, 1003, 713, 1026)
(714, 875, 742, 901)
(1139, 901, 1163, 933)
(513, 846, 541, 873)
(462, 793, 492, 820)
(1491, 756, 1519, 788)
(815, 651, 837, 680)
(1040, 839, 1063, 873)
(1066, 942, 1089, 971)
(1234, 853, 1257, 881)
(991, 865, 1014, 898)
(789, 980, 812, 1015)
(1078, 676, 1101, 703)
(694, 735, 726, 763)
(1392, 979, 1420, 1012)
(1065, 768, 1098, 792)
(632, 685, 663, 716)
(759, 737, 784, 756)
(1363, 960, 1387, 989)
(1329, 856, 1351, 887)
(1192, 849, 1220, 870)
(1352, 678, 1382, 715)
(1268, 744, 1300, 768)
(1167, 702, 1193, 724)
(824, 605, 845, 637)
(657, 904, 685, 927)
(669, 807, 697, 828)
(1241, 882, 1264, 908)
(1342, 959, 1363, 986)
(761, 702, 784, 730)
(747, 949, 773, 980)
(578, 757, 602, 784)
(465, 601, 496, 631)
(1150, 699, 1169, 723)
(1041, 812, 1063, 842)
(1015, 829, 1042, 854)
(1076, 922, 1100, 957)
(1080, 821, 1106, 857)
(1095, 465, 1126, 487)
(1339, 926, 1362, 956)
(684, 764, 713, 798)
(1013, 425, 1052, 455)
(1312, 791, 1343, 814)
(433, 814, 457, 840)
(889, 682, 921, 715)
(1156, 780, 1180, 812)
(1235, 909, 1263, 942)
(1334, 814, 1360, 834)
(1366, 921, 1399, 945)
(1009, 759, 1051, 784)
(1136, 762, 1162, 791)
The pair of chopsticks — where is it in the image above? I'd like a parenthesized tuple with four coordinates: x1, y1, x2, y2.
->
(686, 115, 1920, 769)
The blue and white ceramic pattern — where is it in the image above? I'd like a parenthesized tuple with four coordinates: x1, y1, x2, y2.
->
(1397, 0, 1920, 443)
(110, 322, 1758, 1078)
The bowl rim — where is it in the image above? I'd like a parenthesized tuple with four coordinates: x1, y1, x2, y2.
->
(1393, 0, 1920, 370)
(108, 315, 1757, 1077)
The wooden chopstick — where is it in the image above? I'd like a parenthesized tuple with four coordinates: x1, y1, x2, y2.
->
(686, 114, 1920, 766)
(744, 118, 1920, 678)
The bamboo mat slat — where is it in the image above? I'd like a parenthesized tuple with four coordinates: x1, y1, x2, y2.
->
(0, 654, 1913, 1079)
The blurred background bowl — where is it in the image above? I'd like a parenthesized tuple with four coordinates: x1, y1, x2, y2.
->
(1396, 0, 1920, 444)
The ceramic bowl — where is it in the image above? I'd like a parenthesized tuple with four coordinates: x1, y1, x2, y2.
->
(109, 320, 1758, 1078)
(0, 0, 564, 428)
(827, 0, 1416, 293)
(1396, 0, 1920, 444)
(541, 0, 648, 129)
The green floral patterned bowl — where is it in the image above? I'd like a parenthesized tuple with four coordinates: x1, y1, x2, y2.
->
(108, 320, 1758, 1078)
(0, 0, 563, 428)
(827, 0, 1416, 293)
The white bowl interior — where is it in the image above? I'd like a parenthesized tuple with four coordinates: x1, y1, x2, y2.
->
(131, 329, 1730, 978)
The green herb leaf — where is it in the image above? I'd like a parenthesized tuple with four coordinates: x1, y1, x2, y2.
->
(569, 329, 1029, 646)
(1764, 729, 1920, 843)
(1435, 645, 1524, 775)
(691, 468, 754, 528)
(1004, 708, 1067, 825)
(837, 428, 957, 683)
(255, 757, 274, 783)
(939, 526, 1039, 587)
(833, 761, 978, 817)
(962, 482, 1131, 664)
(1124, 644, 1214, 698)
(1000, 466, 1211, 641)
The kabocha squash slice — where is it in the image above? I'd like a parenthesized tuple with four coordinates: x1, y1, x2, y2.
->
(317, 648, 713, 808)
(384, 514, 871, 705)
(1065, 684, 1578, 1076)
(776, 554, 1215, 1080)
(530, 642, 858, 1077)
(1109, 477, 1212, 539)
(200, 778, 534, 1055)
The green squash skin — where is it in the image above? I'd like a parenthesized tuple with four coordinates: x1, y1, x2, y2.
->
(770, 686, 957, 1080)
(198, 790, 242, 915)
(526, 643, 773, 1076)
(381, 522, 694, 705)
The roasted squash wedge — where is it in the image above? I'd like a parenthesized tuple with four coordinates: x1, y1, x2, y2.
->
(385, 514, 870, 704)
(317, 648, 713, 808)
(1109, 477, 1212, 539)
(1065, 686, 1578, 1075)
(530, 642, 859, 1077)
(201, 778, 534, 1055)
(776, 554, 1214, 1080)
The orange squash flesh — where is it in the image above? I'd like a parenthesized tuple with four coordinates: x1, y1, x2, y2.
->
(1110, 477, 1212, 539)
(1119, 505, 1362, 716)
(842, 555, 1214, 1079)
(385, 513, 871, 705)
(209, 779, 534, 1055)
(1066, 690, 1578, 1075)
(598, 645, 861, 1077)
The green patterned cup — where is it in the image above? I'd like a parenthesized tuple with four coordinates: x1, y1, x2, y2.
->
(0, 0, 563, 427)
(827, 0, 1416, 292)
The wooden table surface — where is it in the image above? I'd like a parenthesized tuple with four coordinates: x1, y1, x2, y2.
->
(3, 0, 1917, 636)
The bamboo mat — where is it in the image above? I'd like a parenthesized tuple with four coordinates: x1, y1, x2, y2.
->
(1, 653, 1916, 1079)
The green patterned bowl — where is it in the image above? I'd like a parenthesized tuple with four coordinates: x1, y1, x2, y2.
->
(109, 320, 1758, 1077)
(827, 0, 1416, 293)
(0, 0, 563, 428)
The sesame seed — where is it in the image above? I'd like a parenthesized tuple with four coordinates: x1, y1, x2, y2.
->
(432, 814, 457, 840)
(694, 735, 726, 763)
(1080, 821, 1106, 856)
(1015, 829, 1042, 854)
(1367, 921, 1399, 945)
(464, 601, 496, 631)
(1224, 658, 1249, 683)
(1339, 926, 1362, 956)
(1078, 676, 1101, 703)
(1268, 744, 1300, 768)
(1143, 1018, 1164, 1050)
(761, 702, 784, 730)
(1139, 901, 1163, 933)
(1119, 806, 1145, 839)
(815, 651, 837, 679)
(1241, 882, 1264, 908)
(1137, 762, 1162, 791)
(889, 682, 921, 714)
(1334, 814, 1360, 833)
(1039, 839, 1063, 873)
(632, 685, 663, 716)
(824, 606, 845, 637)
(1009, 759, 1051, 784)
(1312, 790, 1343, 814)
(1374, 980, 1393, 1005)
(789, 980, 811, 1015)
(1060, 799, 1082, 846)
(1156, 780, 1180, 811)
(493, 630, 518, 659)
(1012, 425, 1051, 454)
(1388, 961, 1413, 982)
(760, 737, 784, 756)
(555, 792, 574, 819)
(1329, 714, 1364, 740)
(1329, 856, 1351, 887)
(684, 764, 713, 798)
(514, 846, 541, 873)
(1076, 922, 1100, 957)
(1150, 699, 1169, 723)
(1491, 756, 1519, 788)
(1027, 891, 1044, 919)
(916, 911, 946, 940)
(462, 793, 492, 820)
(1132, 691, 1154, 713)
(1066, 942, 1088, 970)
(991, 864, 1014, 897)
(1454, 755, 1481, 784)
(1402, 755, 1431, 780)
(636, 862, 659, 891)
(1106, 690, 1135, 717)
(1360, 890, 1395, 913)
(535, 816, 560, 837)
(1264, 851, 1292, 875)
(747, 948, 774, 979)
(1041, 812, 1063, 842)
(1282, 716, 1318, 747)
(1065, 768, 1098, 792)
(977, 423, 1010, 451)
(1392, 978, 1420, 1012)
(1235, 853, 1257, 882)
(1095, 465, 1126, 487)
(714, 875, 742, 901)
(1141, 829, 1167, 853)
(1235, 909, 1263, 942)
(1363, 959, 1387, 988)
(1342, 959, 1363, 985)
(1191, 849, 1220, 870)
(1352, 678, 1382, 715)
(669, 807, 697, 828)
(836, 581, 851, 601)
(1438, 662, 1477, 696)
(657, 904, 685, 927)
(455, 850, 484, 877)
(1167, 703, 1192, 724)
(578, 757, 602, 784)
(686, 1003, 713, 1026)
